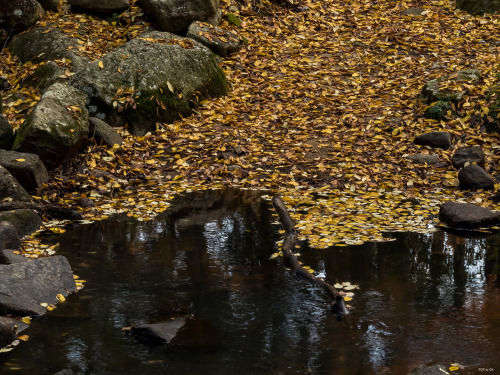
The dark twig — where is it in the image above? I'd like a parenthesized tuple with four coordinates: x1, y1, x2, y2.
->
(272, 195, 348, 316)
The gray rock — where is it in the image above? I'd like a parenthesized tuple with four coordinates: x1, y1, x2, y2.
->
(458, 163, 494, 190)
(0, 165, 31, 202)
(407, 364, 452, 375)
(25, 61, 67, 93)
(0, 114, 14, 150)
(38, 0, 60, 11)
(8, 27, 90, 72)
(439, 201, 499, 229)
(131, 315, 188, 346)
(0, 221, 21, 251)
(406, 153, 440, 165)
(69, 0, 129, 14)
(0, 255, 77, 317)
(457, 0, 500, 14)
(0, 0, 45, 31)
(70, 31, 227, 136)
(140, 0, 220, 33)
(0, 250, 28, 264)
(401, 7, 426, 16)
(187, 21, 241, 57)
(452, 145, 485, 169)
(414, 131, 451, 149)
(88, 117, 123, 147)
(0, 316, 29, 348)
(0, 150, 49, 192)
(12, 83, 89, 169)
(0, 209, 42, 237)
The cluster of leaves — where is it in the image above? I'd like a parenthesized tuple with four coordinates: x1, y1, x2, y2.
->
(2, 0, 500, 254)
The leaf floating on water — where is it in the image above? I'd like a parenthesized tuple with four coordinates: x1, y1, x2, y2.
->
(334, 283, 343, 289)
(343, 285, 358, 291)
(17, 335, 29, 342)
(344, 296, 352, 302)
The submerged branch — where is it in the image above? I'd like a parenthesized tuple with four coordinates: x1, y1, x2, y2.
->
(272, 195, 348, 316)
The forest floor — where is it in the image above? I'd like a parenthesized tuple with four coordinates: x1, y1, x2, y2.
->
(2, 0, 500, 251)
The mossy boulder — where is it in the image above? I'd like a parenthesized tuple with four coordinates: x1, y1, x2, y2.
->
(422, 69, 481, 103)
(424, 100, 453, 120)
(70, 31, 227, 135)
(12, 83, 89, 169)
(0, 209, 42, 237)
(456, 0, 500, 14)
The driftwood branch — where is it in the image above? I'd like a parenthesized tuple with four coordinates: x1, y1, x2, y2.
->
(0, 201, 83, 220)
(272, 195, 348, 316)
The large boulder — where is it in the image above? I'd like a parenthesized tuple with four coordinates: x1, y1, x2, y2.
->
(457, 0, 500, 13)
(70, 31, 227, 135)
(38, 0, 60, 11)
(458, 163, 494, 190)
(186, 21, 241, 57)
(0, 209, 42, 237)
(439, 201, 500, 229)
(0, 250, 28, 265)
(0, 221, 21, 251)
(68, 0, 129, 14)
(0, 255, 77, 317)
(0, 165, 31, 202)
(0, 0, 45, 32)
(24, 61, 67, 93)
(12, 83, 89, 169)
(0, 114, 14, 150)
(140, 0, 220, 33)
(0, 150, 49, 192)
(8, 27, 90, 72)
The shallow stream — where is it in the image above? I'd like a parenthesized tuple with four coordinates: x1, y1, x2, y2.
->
(1, 188, 499, 374)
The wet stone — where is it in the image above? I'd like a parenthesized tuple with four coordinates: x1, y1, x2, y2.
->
(414, 131, 451, 149)
(439, 201, 500, 229)
(406, 153, 440, 165)
(131, 315, 189, 346)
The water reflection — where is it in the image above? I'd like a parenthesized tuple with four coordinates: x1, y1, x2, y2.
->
(0, 189, 499, 374)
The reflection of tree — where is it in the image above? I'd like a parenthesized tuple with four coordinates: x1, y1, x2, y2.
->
(8, 192, 500, 374)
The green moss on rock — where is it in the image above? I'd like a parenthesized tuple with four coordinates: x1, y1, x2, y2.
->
(225, 13, 242, 27)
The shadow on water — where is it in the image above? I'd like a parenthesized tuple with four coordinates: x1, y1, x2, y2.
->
(1, 188, 500, 374)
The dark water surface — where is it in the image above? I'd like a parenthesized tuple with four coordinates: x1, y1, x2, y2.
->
(1, 189, 499, 375)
